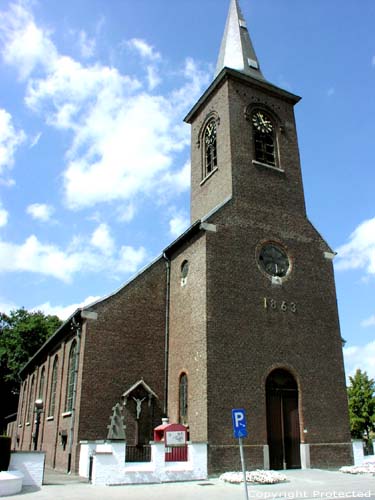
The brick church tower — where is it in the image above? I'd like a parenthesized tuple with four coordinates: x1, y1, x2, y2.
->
(167, 0, 352, 472)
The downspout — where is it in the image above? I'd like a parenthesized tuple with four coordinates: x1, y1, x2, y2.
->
(162, 252, 171, 417)
(67, 315, 81, 473)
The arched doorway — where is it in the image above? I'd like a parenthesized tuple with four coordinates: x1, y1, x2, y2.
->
(266, 368, 301, 470)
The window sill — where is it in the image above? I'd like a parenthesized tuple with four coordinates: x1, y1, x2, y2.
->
(62, 411, 72, 418)
(200, 166, 218, 186)
(46, 416, 54, 421)
(252, 160, 284, 173)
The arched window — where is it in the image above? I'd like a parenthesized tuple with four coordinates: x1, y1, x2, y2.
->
(252, 110, 276, 167)
(49, 357, 58, 416)
(65, 342, 77, 412)
(27, 376, 35, 423)
(38, 367, 45, 400)
(203, 119, 218, 178)
(179, 373, 188, 425)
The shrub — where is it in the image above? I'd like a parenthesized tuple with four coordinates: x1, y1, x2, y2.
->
(0, 436, 11, 471)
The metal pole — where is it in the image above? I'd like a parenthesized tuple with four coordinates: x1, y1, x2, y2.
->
(239, 437, 249, 500)
(33, 410, 41, 451)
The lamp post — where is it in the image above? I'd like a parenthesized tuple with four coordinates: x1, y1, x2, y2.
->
(33, 399, 43, 451)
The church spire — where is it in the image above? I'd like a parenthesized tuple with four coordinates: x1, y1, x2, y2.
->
(215, 0, 264, 80)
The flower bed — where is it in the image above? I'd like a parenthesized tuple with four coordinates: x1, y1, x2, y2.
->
(220, 470, 287, 484)
(340, 461, 375, 475)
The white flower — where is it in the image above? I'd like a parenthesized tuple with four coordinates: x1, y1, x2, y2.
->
(220, 470, 287, 484)
(340, 462, 375, 475)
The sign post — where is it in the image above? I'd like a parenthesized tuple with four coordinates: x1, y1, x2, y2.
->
(232, 408, 249, 500)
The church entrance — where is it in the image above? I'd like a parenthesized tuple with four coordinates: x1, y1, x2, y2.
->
(266, 369, 301, 470)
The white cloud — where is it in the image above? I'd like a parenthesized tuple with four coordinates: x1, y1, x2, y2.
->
(32, 295, 101, 320)
(117, 245, 147, 274)
(0, 298, 17, 314)
(344, 341, 375, 380)
(0, 108, 26, 175)
(169, 213, 189, 237)
(0, 204, 9, 227)
(0, 3, 209, 213)
(26, 203, 54, 222)
(117, 204, 136, 223)
(147, 65, 161, 90)
(335, 217, 375, 276)
(162, 160, 191, 193)
(29, 132, 42, 148)
(90, 223, 115, 255)
(127, 38, 161, 61)
(78, 30, 96, 59)
(361, 315, 375, 328)
(0, 233, 148, 283)
(0, 2, 57, 79)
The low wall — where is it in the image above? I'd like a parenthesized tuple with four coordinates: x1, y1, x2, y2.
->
(81, 441, 207, 486)
(9, 451, 45, 487)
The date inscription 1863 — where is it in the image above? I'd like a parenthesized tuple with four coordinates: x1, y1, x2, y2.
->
(263, 298, 297, 313)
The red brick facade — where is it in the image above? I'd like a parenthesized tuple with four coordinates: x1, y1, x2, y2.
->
(12, 6, 352, 476)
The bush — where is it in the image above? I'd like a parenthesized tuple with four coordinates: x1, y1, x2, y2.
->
(0, 436, 11, 471)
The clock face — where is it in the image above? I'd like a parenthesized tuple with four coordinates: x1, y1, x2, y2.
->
(259, 243, 289, 278)
(252, 111, 273, 134)
(205, 121, 216, 146)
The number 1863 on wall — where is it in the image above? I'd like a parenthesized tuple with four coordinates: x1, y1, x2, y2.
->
(263, 297, 297, 313)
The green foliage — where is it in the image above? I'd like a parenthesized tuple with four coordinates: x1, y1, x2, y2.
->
(347, 369, 375, 440)
(0, 436, 11, 471)
(0, 308, 62, 433)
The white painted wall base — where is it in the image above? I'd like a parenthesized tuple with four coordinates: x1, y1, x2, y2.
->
(263, 445, 270, 470)
(352, 440, 364, 466)
(80, 441, 208, 486)
(300, 444, 310, 469)
(9, 451, 45, 487)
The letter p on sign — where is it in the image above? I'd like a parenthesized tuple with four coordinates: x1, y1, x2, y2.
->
(232, 408, 248, 439)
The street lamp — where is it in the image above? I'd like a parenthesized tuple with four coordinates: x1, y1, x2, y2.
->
(33, 399, 43, 451)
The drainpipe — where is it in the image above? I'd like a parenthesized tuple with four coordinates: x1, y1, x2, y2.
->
(162, 253, 171, 417)
(67, 315, 81, 473)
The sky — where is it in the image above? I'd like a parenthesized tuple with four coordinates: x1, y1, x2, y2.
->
(0, 0, 374, 382)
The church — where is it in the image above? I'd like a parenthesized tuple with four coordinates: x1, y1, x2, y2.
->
(12, 0, 352, 474)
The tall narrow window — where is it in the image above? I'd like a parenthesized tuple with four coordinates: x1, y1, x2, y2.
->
(65, 342, 77, 412)
(252, 110, 276, 167)
(180, 260, 189, 287)
(204, 119, 217, 178)
(27, 376, 35, 423)
(38, 367, 45, 400)
(49, 357, 58, 416)
(179, 373, 188, 425)
(21, 381, 27, 424)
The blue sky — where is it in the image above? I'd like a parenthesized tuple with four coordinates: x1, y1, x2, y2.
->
(0, 0, 374, 380)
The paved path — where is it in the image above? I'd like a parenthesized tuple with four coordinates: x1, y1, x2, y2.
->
(10, 469, 375, 500)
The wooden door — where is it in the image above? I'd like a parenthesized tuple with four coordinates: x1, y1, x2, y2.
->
(266, 369, 301, 470)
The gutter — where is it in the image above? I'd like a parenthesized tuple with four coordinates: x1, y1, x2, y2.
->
(162, 252, 171, 417)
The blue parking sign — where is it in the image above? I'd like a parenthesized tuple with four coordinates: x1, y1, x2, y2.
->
(232, 408, 248, 438)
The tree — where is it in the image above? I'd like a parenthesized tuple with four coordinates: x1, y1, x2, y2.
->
(0, 309, 62, 433)
(347, 369, 375, 442)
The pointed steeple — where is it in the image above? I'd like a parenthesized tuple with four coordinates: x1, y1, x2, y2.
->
(215, 0, 264, 80)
